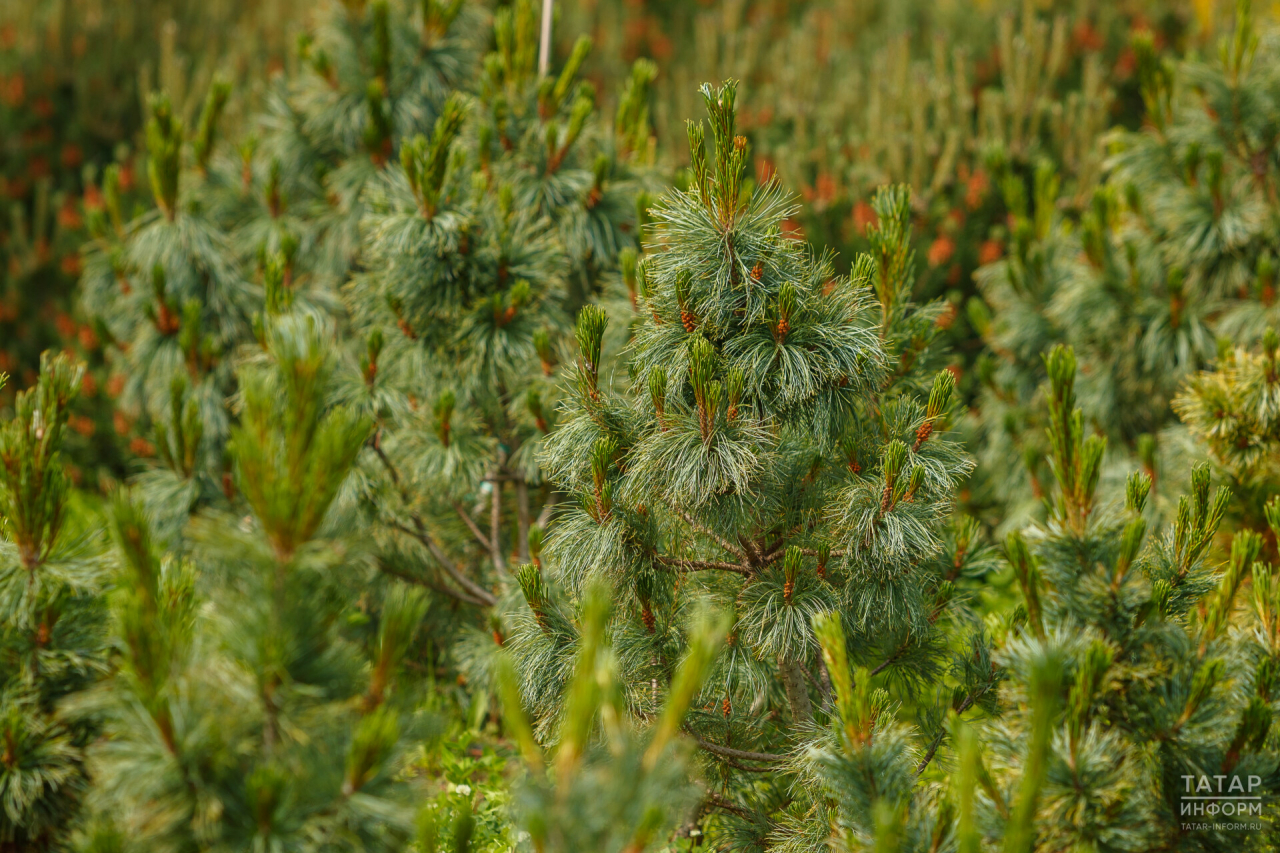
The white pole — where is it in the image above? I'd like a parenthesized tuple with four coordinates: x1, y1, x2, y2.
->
(539, 0, 554, 77)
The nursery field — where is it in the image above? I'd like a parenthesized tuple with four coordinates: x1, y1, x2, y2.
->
(2, 0, 1280, 850)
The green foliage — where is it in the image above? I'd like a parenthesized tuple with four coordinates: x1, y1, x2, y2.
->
(9, 1, 1280, 849)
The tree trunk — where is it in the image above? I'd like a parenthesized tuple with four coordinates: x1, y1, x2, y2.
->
(516, 478, 531, 563)
(780, 656, 812, 723)
(490, 476, 506, 575)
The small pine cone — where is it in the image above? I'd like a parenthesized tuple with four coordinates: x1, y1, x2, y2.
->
(501, 305, 517, 325)
(776, 317, 790, 339)
(727, 403, 738, 421)
(722, 696, 731, 718)
(726, 632, 736, 647)
(681, 310, 697, 333)
(397, 318, 417, 339)
(914, 421, 934, 450)
(492, 629, 505, 646)
(157, 304, 180, 335)
(816, 563, 826, 580)
(783, 578, 794, 602)
(849, 458, 861, 474)
(641, 605, 656, 634)
(750, 262, 763, 280)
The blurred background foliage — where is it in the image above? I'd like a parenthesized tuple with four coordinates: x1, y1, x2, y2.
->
(0, 0, 1255, 489)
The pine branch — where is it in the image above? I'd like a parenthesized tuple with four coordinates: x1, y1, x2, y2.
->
(870, 642, 910, 678)
(452, 499, 495, 555)
(914, 688, 982, 778)
(386, 519, 498, 607)
(698, 789, 755, 815)
(652, 553, 751, 577)
(376, 555, 490, 607)
(685, 730, 785, 764)
(667, 501, 747, 561)
(761, 546, 847, 567)
(371, 433, 496, 606)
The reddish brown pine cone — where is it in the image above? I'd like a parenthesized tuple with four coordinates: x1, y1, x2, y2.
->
(156, 303, 180, 335)
(913, 420, 934, 451)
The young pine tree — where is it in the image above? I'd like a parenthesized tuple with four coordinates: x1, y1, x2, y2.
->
(79, 86, 258, 532)
(493, 585, 723, 853)
(477, 0, 657, 311)
(75, 315, 437, 851)
(281, 0, 481, 281)
(347, 6, 659, 665)
(978, 345, 1280, 851)
(0, 354, 104, 850)
(799, 346, 1280, 852)
(510, 82, 999, 848)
